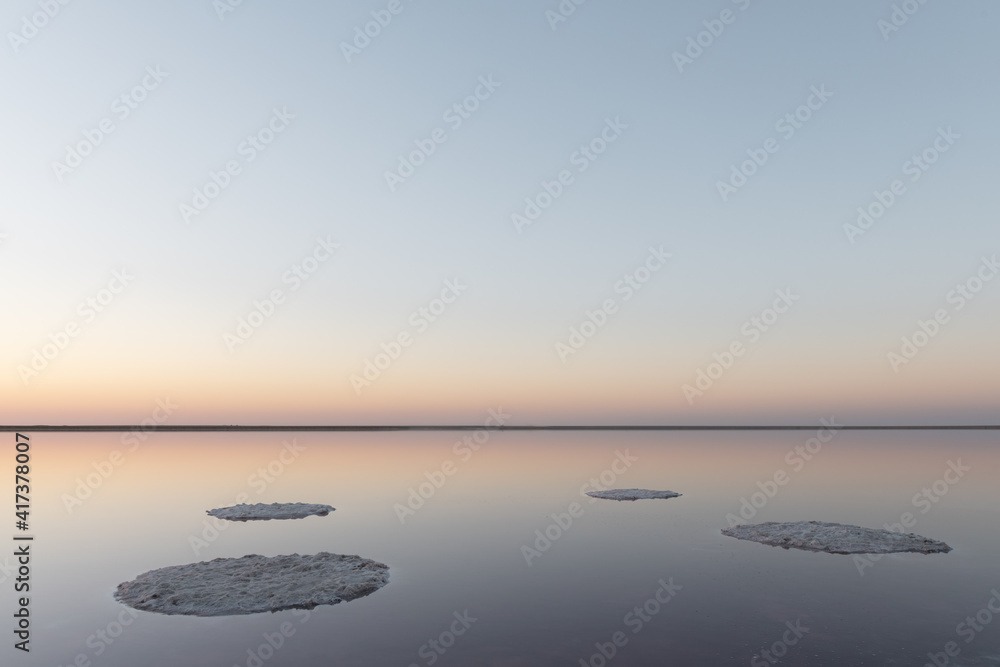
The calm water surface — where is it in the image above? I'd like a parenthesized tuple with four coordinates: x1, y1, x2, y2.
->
(13, 430, 1000, 666)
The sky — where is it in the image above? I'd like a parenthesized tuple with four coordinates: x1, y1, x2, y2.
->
(1, 0, 997, 425)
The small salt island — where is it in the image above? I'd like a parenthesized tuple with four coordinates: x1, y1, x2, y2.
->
(722, 521, 952, 555)
(206, 502, 334, 521)
(586, 488, 682, 501)
(114, 552, 389, 616)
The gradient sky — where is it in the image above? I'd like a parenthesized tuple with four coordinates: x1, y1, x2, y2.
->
(1, 0, 997, 424)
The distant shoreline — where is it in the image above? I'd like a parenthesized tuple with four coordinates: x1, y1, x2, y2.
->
(0, 425, 997, 432)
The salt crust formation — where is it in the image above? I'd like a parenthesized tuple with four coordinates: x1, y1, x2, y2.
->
(721, 521, 952, 555)
(586, 489, 682, 501)
(114, 552, 389, 616)
(206, 502, 334, 521)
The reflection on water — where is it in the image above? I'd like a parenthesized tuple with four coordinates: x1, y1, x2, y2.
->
(19, 430, 1000, 666)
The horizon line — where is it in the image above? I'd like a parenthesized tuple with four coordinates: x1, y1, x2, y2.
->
(1, 424, 998, 432)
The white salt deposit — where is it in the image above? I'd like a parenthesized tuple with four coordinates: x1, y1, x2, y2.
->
(114, 552, 389, 616)
(586, 488, 682, 501)
(206, 502, 334, 521)
(722, 521, 952, 555)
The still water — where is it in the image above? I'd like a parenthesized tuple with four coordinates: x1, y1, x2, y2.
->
(11, 429, 1000, 666)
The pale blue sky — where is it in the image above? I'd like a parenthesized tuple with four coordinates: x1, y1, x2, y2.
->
(1, 0, 997, 423)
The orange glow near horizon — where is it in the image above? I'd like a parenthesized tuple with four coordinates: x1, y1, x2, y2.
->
(2, 338, 997, 424)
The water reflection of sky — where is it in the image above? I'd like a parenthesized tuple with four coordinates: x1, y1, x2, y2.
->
(21, 430, 1000, 666)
